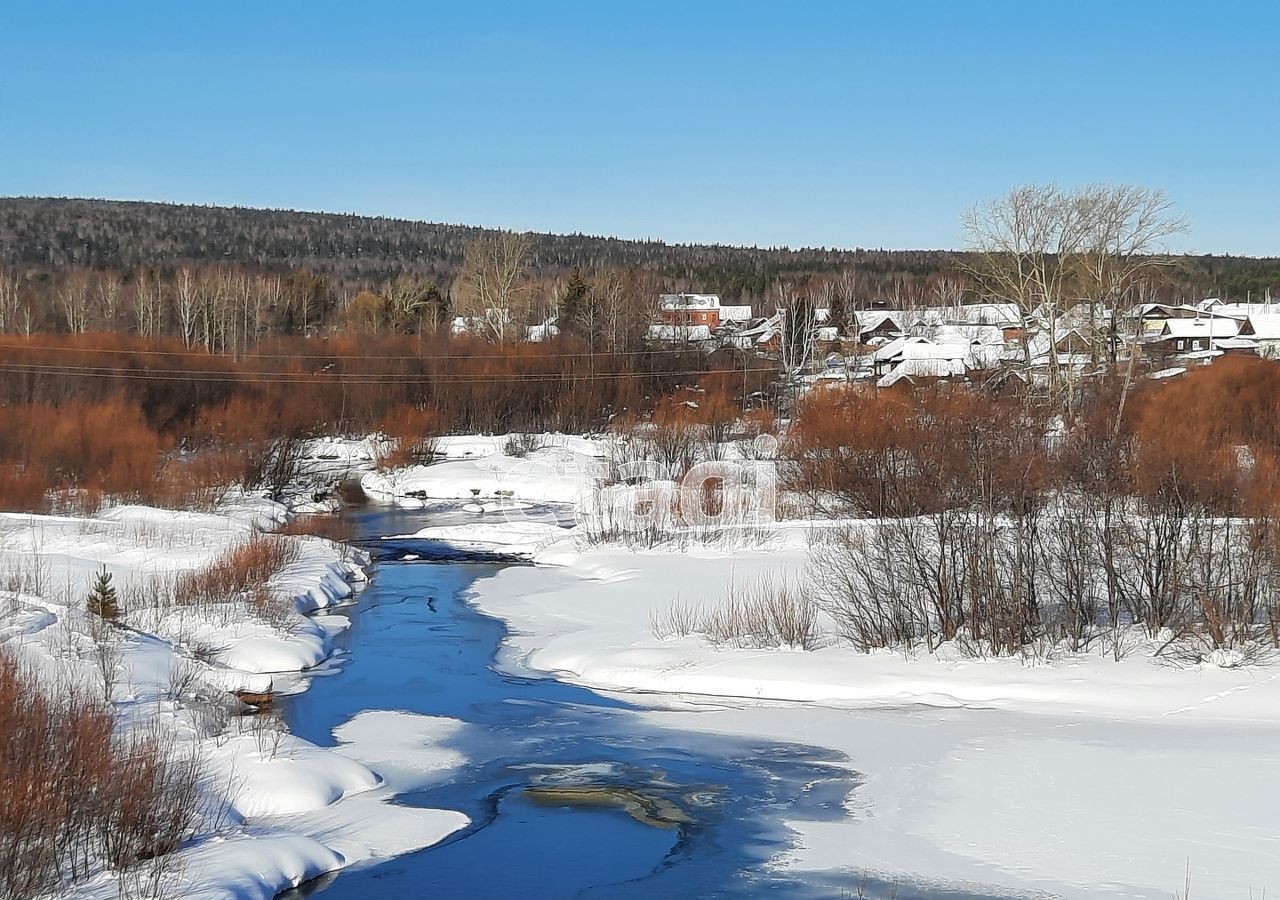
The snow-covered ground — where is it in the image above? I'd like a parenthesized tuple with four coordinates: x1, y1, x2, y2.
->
(361, 435, 1280, 898)
(0, 494, 467, 900)
(470, 538, 1280, 898)
(15, 428, 1280, 898)
(361, 433, 606, 507)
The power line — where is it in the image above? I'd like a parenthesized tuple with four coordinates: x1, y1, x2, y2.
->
(0, 339, 751, 362)
(0, 361, 775, 385)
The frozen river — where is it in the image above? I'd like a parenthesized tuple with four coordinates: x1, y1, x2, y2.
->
(280, 506, 863, 899)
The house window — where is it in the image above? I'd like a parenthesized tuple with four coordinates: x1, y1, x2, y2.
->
(1177, 339, 1185, 350)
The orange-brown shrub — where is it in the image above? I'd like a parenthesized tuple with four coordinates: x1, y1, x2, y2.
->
(376, 404, 446, 468)
(1129, 357, 1280, 513)
(0, 465, 50, 514)
(0, 649, 202, 897)
(787, 385, 1051, 516)
(0, 399, 168, 512)
(741, 406, 777, 438)
(144, 452, 241, 510)
(276, 514, 355, 543)
(174, 536, 301, 625)
(0, 332, 768, 441)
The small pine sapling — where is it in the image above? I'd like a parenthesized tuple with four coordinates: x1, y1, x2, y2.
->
(86, 565, 120, 621)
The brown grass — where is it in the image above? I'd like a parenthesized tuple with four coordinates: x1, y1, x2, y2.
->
(276, 514, 355, 543)
(173, 536, 301, 627)
(651, 573, 820, 650)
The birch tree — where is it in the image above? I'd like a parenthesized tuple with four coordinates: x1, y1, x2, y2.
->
(963, 184, 1091, 394)
(776, 283, 818, 407)
(94, 273, 122, 329)
(132, 270, 164, 338)
(454, 230, 533, 343)
(964, 183, 1187, 401)
(175, 267, 199, 347)
(57, 273, 92, 334)
(0, 271, 19, 334)
(1071, 185, 1188, 364)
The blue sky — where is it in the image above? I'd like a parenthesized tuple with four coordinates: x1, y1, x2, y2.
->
(2, 2, 1277, 254)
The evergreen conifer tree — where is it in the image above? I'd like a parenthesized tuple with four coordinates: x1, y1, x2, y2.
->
(86, 566, 119, 621)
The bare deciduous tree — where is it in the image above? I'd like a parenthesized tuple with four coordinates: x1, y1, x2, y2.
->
(132, 270, 164, 338)
(57, 272, 92, 334)
(94, 272, 123, 329)
(454, 230, 534, 343)
(963, 183, 1186, 406)
(0, 270, 20, 334)
(775, 282, 817, 383)
(963, 184, 1090, 390)
(174, 267, 199, 347)
(1070, 184, 1188, 364)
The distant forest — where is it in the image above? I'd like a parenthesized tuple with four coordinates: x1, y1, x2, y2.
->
(4, 197, 1279, 302)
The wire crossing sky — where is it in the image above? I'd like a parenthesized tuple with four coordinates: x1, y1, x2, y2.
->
(2, 1, 1277, 255)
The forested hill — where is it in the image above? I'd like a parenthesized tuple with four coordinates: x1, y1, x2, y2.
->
(0, 197, 959, 298)
(2, 196, 1278, 301)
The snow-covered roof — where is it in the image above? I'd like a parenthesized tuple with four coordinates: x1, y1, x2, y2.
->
(1175, 348, 1225, 361)
(856, 311, 905, 334)
(659, 293, 720, 311)
(1022, 328, 1093, 359)
(526, 324, 558, 342)
(719, 304, 753, 322)
(1130, 303, 1204, 320)
(903, 342, 970, 361)
(872, 336, 910, 362)
(1201, 302, 1269, 319)
(1213, 337, 1259, 351)
(1240, 314, 1280, 340)
(877, 336, 968, 361)
(526, 318, 560, 342)
(928, 324, 1006, 346)
(965, 344, 1013, 370)
(910, 303, 1022, 327)
(876, 357, 967, 387)
(948, 302, 1022, 326)
(1158, 318, 1241, 339)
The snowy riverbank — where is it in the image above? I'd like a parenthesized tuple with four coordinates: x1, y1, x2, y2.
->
(0, 495, 468, 900)
(465, 529, 1280, 899)
(351, 433, 1280, 898)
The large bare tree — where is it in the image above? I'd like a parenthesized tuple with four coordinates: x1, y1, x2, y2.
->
(963, 183, 1184, 399)
(1070, 184, 1188, 364)
(454, 230, 534, 343)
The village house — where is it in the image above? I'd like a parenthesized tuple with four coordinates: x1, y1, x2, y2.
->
(854, 311, 905, 344)
(876, 356, 969, 388)
(1238, 314, 1280, 358)
(873, 336, 970, 378)
(1143, 316, 1243, 358)
(1124, 302, 1208, 338)
(659, 293, 722, 327)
